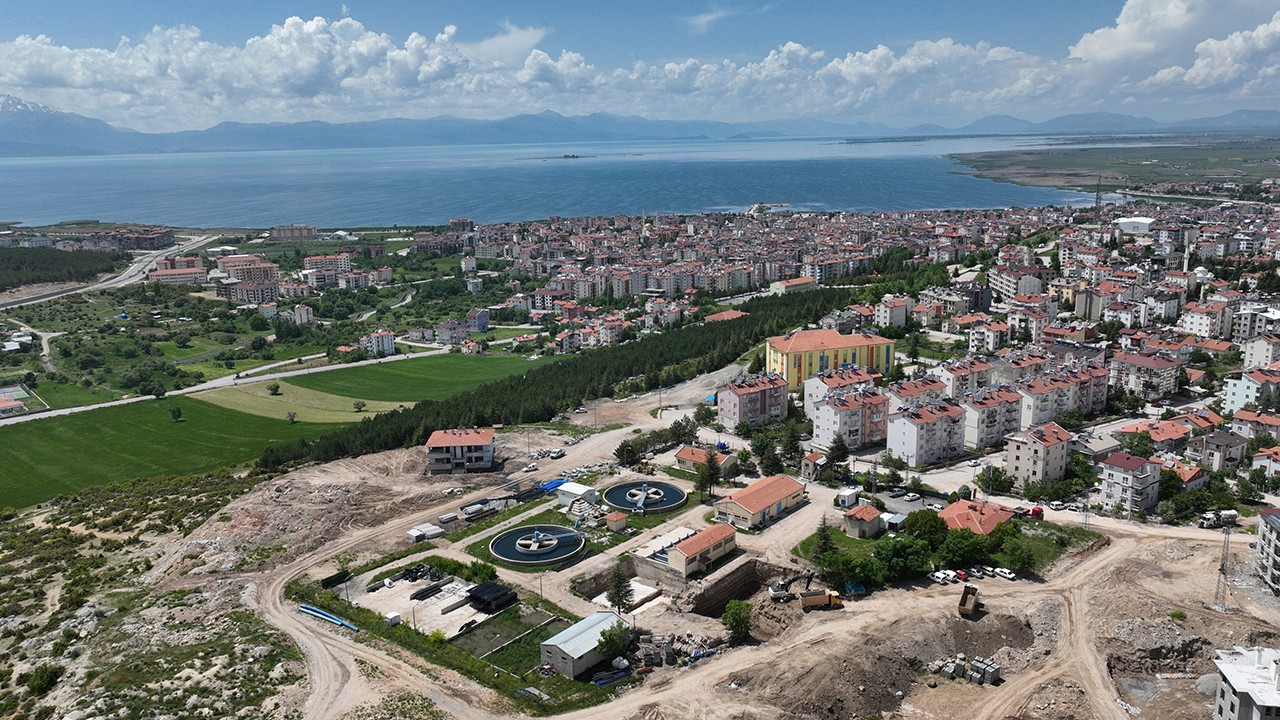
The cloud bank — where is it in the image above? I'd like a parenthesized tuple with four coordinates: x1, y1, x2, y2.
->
(0, 0, 1277, 131)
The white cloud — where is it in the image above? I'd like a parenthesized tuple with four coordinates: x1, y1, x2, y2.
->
(0, 0, 1277, 131)
(683, 8, 737, 35)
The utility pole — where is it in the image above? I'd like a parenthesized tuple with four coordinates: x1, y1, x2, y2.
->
(1213, 525, 1233, 612)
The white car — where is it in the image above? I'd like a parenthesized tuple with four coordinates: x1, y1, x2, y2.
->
(522, 463, 539, 472)
(968, 459, 981, 467)
(903, 492, 921, 502)
(941, 570, 958, 583)
(926, 502, 945, 512)
(994, 568, 1017, 580)
(928, 571, 948, 585)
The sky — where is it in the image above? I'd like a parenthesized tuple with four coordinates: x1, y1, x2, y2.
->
(0, 0, 1278, 132)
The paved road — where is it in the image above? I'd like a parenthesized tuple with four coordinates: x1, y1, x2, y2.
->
(0, 234, 216, 311)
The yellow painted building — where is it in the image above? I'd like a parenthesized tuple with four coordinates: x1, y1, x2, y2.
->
(765, 329, 895, 390)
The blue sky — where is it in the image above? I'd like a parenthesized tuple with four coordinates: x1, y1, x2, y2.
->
(1, 0, 1277, 131)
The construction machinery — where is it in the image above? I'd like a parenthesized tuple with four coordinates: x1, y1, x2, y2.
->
(958, 584, 982, 617)
(800, 590, 843, 611)
(768, 571, 813, 601)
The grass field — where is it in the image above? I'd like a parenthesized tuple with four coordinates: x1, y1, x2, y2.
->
(29, 381, 118, 409)
(285, 354, 556, 402)
(0, 397, 338, 508)
(195, 383, 405, 423)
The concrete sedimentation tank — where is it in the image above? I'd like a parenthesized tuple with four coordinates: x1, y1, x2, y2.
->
(488, 524, 586, 566)
(602, 480, 687, 514)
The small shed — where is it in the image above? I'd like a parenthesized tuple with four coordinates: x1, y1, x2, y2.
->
(835, 488, 862, 508)
(540, 611, 624, 678)
(556, 482, 600, 507)
(843, 504, 882, 539)
(603, 511, 629, 532)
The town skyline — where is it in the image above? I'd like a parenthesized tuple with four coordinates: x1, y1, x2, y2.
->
(1, 0, 1278, 132)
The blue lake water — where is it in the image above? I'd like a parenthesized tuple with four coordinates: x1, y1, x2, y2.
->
(0, 136, 1095, 227)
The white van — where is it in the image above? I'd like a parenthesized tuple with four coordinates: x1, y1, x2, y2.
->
(1048, 500, 1066, 511)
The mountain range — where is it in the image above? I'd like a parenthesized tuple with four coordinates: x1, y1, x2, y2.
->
(2, 94, 1280, 157)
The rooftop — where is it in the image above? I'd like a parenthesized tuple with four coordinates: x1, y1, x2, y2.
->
(542, 611, 623, 661)
(672, 523, 735, 558)
(768, 329, 892, 355)
(425, 427, 496, 447)
(717, 474, 804, 514)
(1213, 646, 1280, 709)
(937, 501, 1015, 535)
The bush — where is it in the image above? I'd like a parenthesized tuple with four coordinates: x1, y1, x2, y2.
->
(23, 663, 63, 695)
(1168, 609, 1187, 622)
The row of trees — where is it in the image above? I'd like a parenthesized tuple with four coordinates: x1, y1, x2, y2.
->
(258, 289, 855, 470)
(0, 247, 128, 292)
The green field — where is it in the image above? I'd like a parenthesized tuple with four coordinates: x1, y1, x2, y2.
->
(0, 397, 338, 508)
(195, 382, 405, 423)
(285, 354, 556, 402)
(29, 381, 118, 409)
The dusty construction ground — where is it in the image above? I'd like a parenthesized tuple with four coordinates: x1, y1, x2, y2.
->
(20, 361, 1280, 720)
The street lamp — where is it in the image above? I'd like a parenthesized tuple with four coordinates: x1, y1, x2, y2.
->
(411, 600, 419, 630)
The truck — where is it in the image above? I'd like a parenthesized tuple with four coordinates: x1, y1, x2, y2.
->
(958, 584, 982, 617)
(1029, 506, 1044, 521)
(799, 590, 843, 611)
(1198, 509, 1240, 528)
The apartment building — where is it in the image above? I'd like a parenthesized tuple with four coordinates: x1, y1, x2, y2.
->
(1243, 335, 1280, 370)
(1256, 510, 1280, 596)
(803, 367, 882, 416)
(887, 401, 966, 467)
(765, 329, 895, 391)
(1210, 645, 1280, 719)
(1225, 367, 1280, 414)
(303, 254, 353, 273)
(969, 320, 1011, 354)
(147, 267, 208, 285)
(873, 295, 910, 328)
(716, 373, 789, 429)
(812, 387, 890, 451)
(1098, 451, 1161, 515)
(270, 224, 318, 242)
(425, 427, 496, 474)
(934, 358, 995, 398)
(1004, 422, 1072, 488)
(359, 330, 396, 358)
(1231, 409, 1280, 440)
(1178, 301, 1232, 339)
(1234, 303, 1280, 342)
(961, 387, 1022, 449)
(1109, 352, 1180, 401)
(1007, 307, 1050, 343)
(883, 375, 948, 408)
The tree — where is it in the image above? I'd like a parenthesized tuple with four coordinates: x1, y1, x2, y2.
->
(697, 449, 721, 502)
(168, 406, 182, 423)
(721, 599, 752, 645)
(872, 537, 932, 581)
(903, 509, 949, 549)
(747, 353, 765, 374)
(758, 446, 784, 475)
(249, 314, 270, 331)
(1188, 348, 1212, 365)
(614, 439, 639, 466)
(285, 411, 297, 424)
(605, 561, 634, 613)
(267, 382, 282, 396)
(1118, 431, 1154, 459)
(353, 400, 367, 413)
(595, 620, 631, 660)
(826, 434, 850, 465)
(1159, 469, 1184, 502)
(693, 403, 716, 425)
(813, 516, 838, 561)
(819, 552, 887, 591)
(937, 528, 987, 568)
(734, 420, 754, 439)
(1236, 476, 1262, 503)
(956, 484, 972, 500)
(1002, 537, 1037, 573)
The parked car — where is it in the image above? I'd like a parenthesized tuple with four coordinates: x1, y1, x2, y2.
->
(967, 566, 985, 578)
(994, 568, 1017, 580)
(1065, 502, 1081, 512)
(574, 406, 588, 413)
(926, 502, 945, 512)
(903, 492, 921, 502)
(968, 459, 981, 467)
(928, 571, 949, 585)
(1048, 500, 1066, 511)
(941, 570, 958, 583)
(888, 488, 908, 498)
(980, 565, 997, 576)
(522, 463, 539, 472)
(954, 570, 969, 582)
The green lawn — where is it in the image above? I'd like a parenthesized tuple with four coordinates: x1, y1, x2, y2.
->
(285, 354, 556, 403)
(792, 530, 881, 562)
(28, 381, 118, 409)
(0, 397, 339, 508)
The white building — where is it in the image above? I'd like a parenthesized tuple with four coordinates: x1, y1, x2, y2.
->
(1244, 336, 1280, 370)
(812, 387, 890, 451)
(1178, 301, 1233, 340)
(961, 387, 1022, 450)
(1225, 367, 1280, 414)
(1098, 451, 1161, 515)
(540, 611, 624, 679)
(1114, 217, 1155, 234)
(803, 367, 881, 416)
(1004, 423, 1073, 488)
(874, 295, 910, 328)
(359, 330, 396, 357)
(934, 358, 995, 398)
(1211, 645, 1280, 720)
(1234, 305, 1280, 342)
(887, 401, 966, 467)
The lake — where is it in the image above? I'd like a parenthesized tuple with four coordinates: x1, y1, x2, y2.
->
(0, 135, 1095, 227)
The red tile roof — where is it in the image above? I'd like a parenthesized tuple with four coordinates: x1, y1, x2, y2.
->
(1101, 451, 1152, 472)
(426, 427, 496, 447)
(937, 501, 1015, 535)
(717, 474, 804, 514)
(844, 504, 881, 522)
(768, 329, 892, 354)
(673, 523, 735, 557)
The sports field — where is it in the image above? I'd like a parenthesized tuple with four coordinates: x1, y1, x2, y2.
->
(196, 383, 404, 423)
(0, 397, 337, 508)
(284, 353, 556, 402)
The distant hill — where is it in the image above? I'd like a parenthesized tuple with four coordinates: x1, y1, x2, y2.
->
(4, 93, 1280, 157)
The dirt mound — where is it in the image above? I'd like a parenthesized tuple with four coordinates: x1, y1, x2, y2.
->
(1106, 618, 1212, 673)
(748, 589, 804, 641)
(722, 611, 1036, 718)
(1014, 677, 1099, 720)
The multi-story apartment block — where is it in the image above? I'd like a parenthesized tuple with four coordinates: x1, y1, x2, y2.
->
(155, 255, 201, 271)
(988, 265, 1046, 298)
(304, 254, 353, 273)
(1004, 422, 1072, 488)
(961, 386, 1022, 449)
(227, 283, 279, 305)
(765, 329, 895, 391)
(147, 267, 208, 285)
(434, 320, 469, 345)
(1231, 409, 1280, 440)
(1256, 510, 1280, 596)
(874, 295, 910, 328)
(466, 308, 490, 333)
(1098, 451, 1161, 515)
(883, 375, 948, 408)
(803, 367, 882, 416)
(934, 357, 995, 398)
(887, 400, 966, 467)
(1103, 301, 1150, 328)
(226, 263, 281, 285)
(969, 320, 1011, 354)
(359, 330, 396, 357)
(1210, 645, 1280, 719)
(812, 387, 890, 451)
(1235, 304, 1280, 343)
(1243, 335, 1280, 370)
(1109, 352, 1180, 401)
(1007, 307, 1050, 343)
(270, 224, 318, 242)
(425, 427, 495, 474)
(1225, 367, 1280, 414)
(1178, 301, 1232, 339)
(717, 373, 789, 430)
